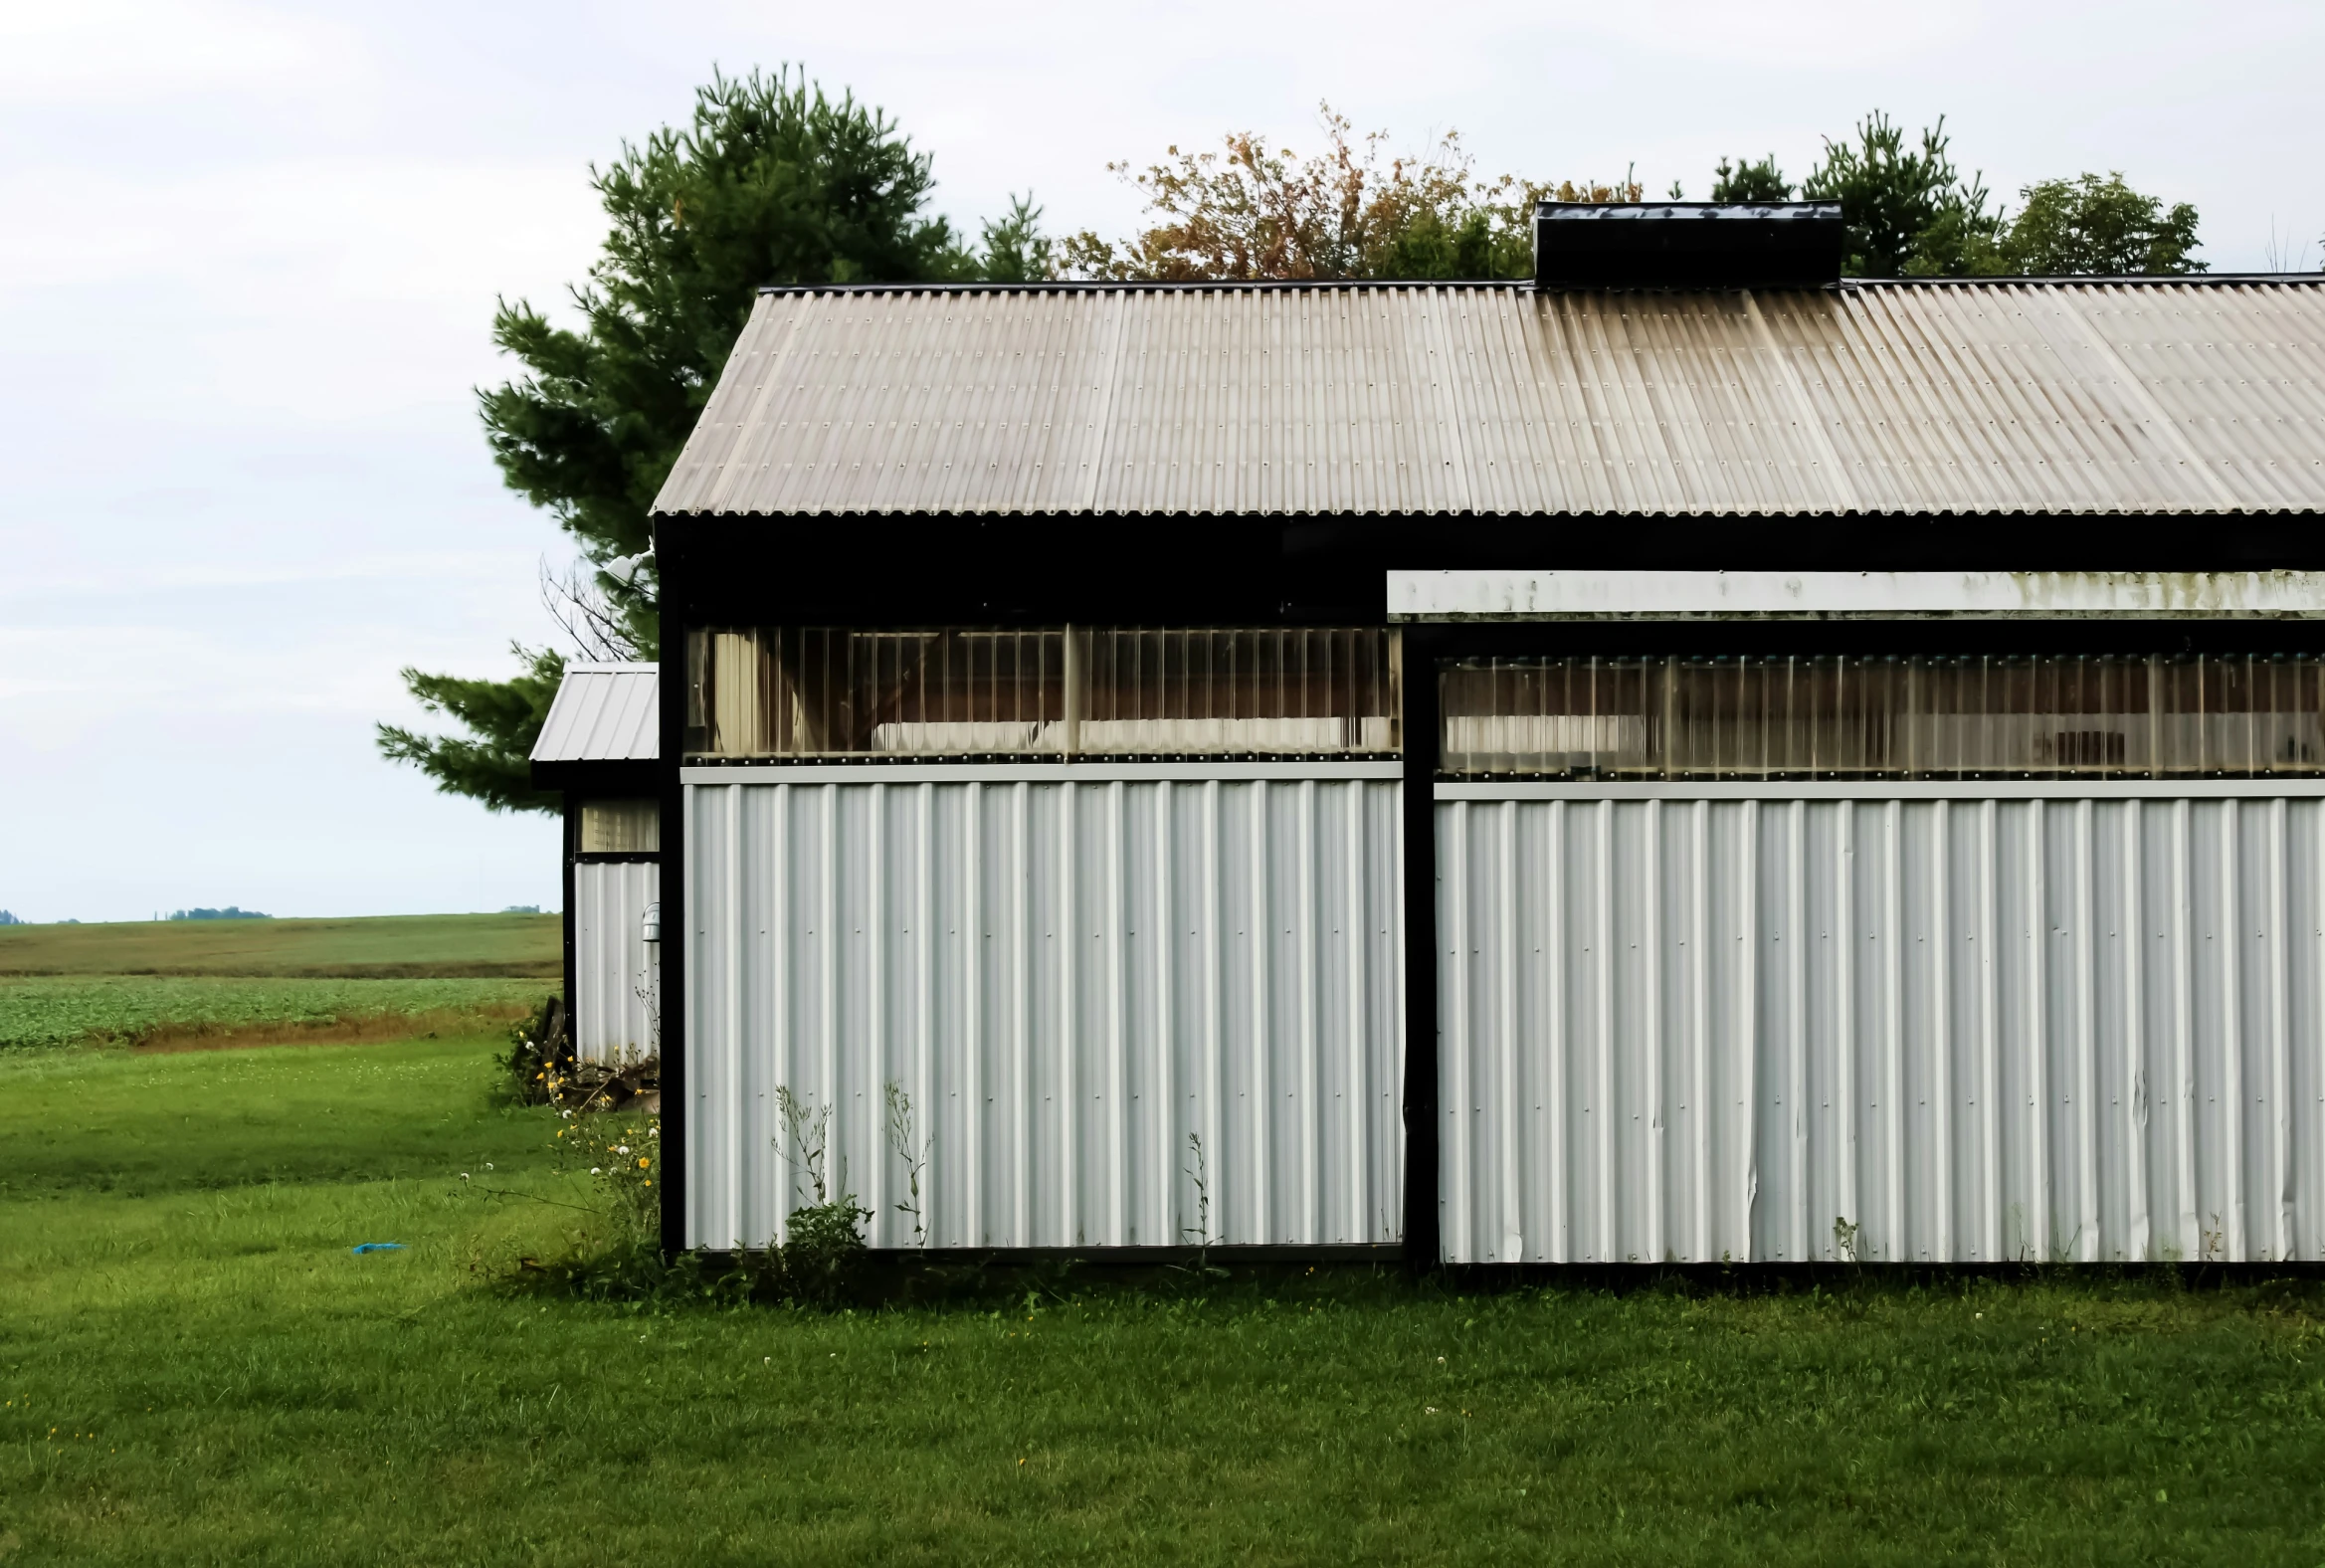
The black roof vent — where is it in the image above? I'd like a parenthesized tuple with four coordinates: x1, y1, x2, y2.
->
(1533, 201, 1842, 290)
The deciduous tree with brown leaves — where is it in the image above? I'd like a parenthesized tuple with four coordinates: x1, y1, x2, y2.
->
(1062, 105, 1639, 282)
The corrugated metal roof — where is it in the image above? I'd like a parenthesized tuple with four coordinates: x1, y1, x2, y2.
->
(531, 663, 658, 763)
(653, 279, 2325, 519)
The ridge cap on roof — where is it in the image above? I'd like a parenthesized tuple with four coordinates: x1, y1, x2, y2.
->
(757, 274, 2325, 296)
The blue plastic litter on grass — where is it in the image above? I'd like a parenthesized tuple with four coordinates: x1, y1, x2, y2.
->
(349, 1243, 406, 1255)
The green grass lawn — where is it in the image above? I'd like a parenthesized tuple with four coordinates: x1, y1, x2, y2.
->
(0, 911, 559, 979)
(3, 1037, 2324, 1565)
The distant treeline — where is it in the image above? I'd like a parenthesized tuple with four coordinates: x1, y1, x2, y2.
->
(167, 907, 272, 922)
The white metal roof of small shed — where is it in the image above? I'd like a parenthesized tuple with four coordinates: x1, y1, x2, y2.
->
(654, 278, 2325, 520)
(531, 663, 658, 763)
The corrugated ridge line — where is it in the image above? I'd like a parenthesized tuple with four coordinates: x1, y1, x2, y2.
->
(700, 293, 806, 515)
(1842, 285, 2043, 516)
(585, 669, 656, 762)
(1423, 289, 1477, 514)
(1605, 295, 1700, 512)
(809, 296, 916, 515)
(2052, 285, 2242, 510)
(823, 294, 936, 514)
(1932, 284, 2127, 515)
(2088, 284, 2325, 511)
(1468, 290, 1542, 515)
(656, 297, 758, 512)
(533, 667, 658, 762)
(1528, 294, 1615, 514)
(1810, 285, 1974, 514)
(851, 291, 961, 514)
(1675, 296, 1794, 514)
(2072, 286, 2244, 505)
(1565, 294, 1668, 516)
(1743, 290, 1857, 514)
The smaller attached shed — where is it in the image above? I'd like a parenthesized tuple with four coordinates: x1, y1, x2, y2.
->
(530, 663, 662, 1064)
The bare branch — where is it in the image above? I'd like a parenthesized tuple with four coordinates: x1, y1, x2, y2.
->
(538, 557, 645, 663)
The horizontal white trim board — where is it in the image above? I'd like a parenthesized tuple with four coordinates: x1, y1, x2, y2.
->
(1389, 569, 2325, 621)
(1438, 780, 2325, 803)
(682, 760, 1402, 785)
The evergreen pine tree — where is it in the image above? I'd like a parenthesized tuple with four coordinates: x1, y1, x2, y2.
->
(383, 68, 1029, 810)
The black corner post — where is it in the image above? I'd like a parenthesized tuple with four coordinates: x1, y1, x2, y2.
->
(1399, 622, 1444, 1274)
(656, 521, 687, 1262)
(559, 801, 578, 1043)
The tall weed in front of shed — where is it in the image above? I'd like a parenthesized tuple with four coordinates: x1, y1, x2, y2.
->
(769, 1084, 872, 1303)
(489, 1080, 881, 1307)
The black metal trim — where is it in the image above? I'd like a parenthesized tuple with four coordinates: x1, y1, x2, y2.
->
(1399, 625, 1446, 1273)
(654, 516, 2325, 598)
(1535, 201, 1843, 291)
(657, 527, 687, 1262)
(677, 753, 1403, 769)
(573, 852, 663, 865)
(754, 274, 2325, 296)
(694, 1243, 1405, 1267)
(531, 758, 659, 793)
(560, 800, 577, 1028)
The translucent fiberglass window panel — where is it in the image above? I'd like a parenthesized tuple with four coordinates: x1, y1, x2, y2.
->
(579, 800, 661, 854)
(1441, 655, 2325, 780)
(686, 628, 1400, 759)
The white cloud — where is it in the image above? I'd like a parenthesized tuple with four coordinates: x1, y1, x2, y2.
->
(0, 0, 350, 100)
(0, 156, 601, 424)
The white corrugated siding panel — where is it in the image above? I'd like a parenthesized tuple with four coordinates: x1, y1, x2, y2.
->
(1438, 792, 2325, 1265)
(684, 773, 1404, 1251)
(575, 861, 661, 1063)
(655, 281, 2325, 518)
(532, 664, 659, 763)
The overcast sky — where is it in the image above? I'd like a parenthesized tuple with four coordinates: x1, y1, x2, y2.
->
(2, 0, 2319, 922)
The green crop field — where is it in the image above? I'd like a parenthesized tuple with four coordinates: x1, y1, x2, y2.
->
(3, 1034, 2323, 1565)
(0, 911, 559, 979)
(0, 912, 559, 1050)
(0, 976, 550, 1052)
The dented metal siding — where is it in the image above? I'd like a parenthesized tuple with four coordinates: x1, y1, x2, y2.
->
(655, 281, 2325, 519)
(683, 769, 1406, 1252)
(575, 861, 661, 1064)
(1437, 788, 2325, 1264)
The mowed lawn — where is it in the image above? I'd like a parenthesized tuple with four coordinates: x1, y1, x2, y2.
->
(4, 1039, 2324, 1565)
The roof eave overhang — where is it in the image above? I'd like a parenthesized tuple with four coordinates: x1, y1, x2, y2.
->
(531, 758, 660, 794)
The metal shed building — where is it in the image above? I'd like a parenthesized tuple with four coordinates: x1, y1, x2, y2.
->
(649, 203, 2325, 1266)
(531, 662, 662, 1065)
